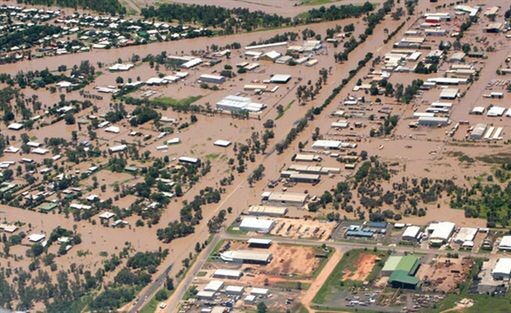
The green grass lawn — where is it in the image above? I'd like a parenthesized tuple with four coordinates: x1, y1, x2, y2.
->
(312, 249, 388, 305)
(149, 96, 202, 110)
(298, 0, 337, 6)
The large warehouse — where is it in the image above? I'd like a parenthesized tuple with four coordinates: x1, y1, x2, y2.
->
(239, 217, 275, 233)
(220, 250, 273, 264)
(427, 221, 456, 246)
(216, 95, 266, 113)
(402, 225, 421, 241)
(261, 191, 309, 207)
(388, 255, 421, 289)
(247, 205, 288, 217)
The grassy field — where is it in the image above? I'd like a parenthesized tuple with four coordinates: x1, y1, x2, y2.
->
(424, 293, 511, 313)
(312, 249, 388, 305)
(139, 296, 159, 313)
(149, 96, 202, 110)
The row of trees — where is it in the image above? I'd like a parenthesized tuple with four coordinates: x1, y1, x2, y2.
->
(141, 2, 376, 34)
(141, 3, 292, 33)
(18, 0, 126, 15)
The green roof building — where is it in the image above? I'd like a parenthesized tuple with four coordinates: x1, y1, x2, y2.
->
(396, 255, 420, 275)
(382, 256, 403, 275)
(39, 202, 58, 213)
(389, 270, 420, 289)
(387, 255, 420, 289)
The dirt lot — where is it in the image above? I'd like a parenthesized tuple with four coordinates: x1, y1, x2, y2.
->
(342, 252, 378, 281)
(417, 257, 473, 293)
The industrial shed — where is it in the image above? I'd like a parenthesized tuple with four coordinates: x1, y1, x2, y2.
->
(439, 88, 459, 99)
(270, 74, 292, 84)
(388, 255, 421, 289)
(247, 205, 287, 217)
(293, 154, 322, 162)
(498, 236, 511, 251)
(247, 238, 272, 248)
(492, 258, 511, 280)
(470, 123, 487, 140)
(382, 256, 403, 275)
(427, 221, 455, 246)
(225, 285, 244, 295)
(287, 172, 320, 183)
(220, 250, 273, 264)
(213, 269, 242, 279)
(262, 191, 308, 206)
(454, 227, 478, 244)
(204, 280, 224, 292)
(216, 95, 266, 113)
(402, 226, 421, 241)
(199, 74, 225, 84)
(239, 217, 275, 233)
(389, 270, 420, 289)
(312, 140, 344, 150)
(417, 116, 449, 127)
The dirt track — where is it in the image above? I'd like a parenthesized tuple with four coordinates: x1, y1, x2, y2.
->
(301, 248, 343, 313)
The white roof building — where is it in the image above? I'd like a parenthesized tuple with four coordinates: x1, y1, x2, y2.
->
(487, 106, 506, 117)
(225, 285, 244, 294)
(454, 227, 478, 244)
(439, 88, 459, 99)
(197, 290, 215, 299)
(402, 225, 421, 241)
(262, 50, 281, 61)
(108, 144, 127, 153)
(492, 258, 511, 280)
(428, 221, 455, 244)
(28, 233, 46, 243)
(312, 140, 344, 150)
(216, 95, 266, 113)
(239, 217, 275, 233)
(204, 280, 224, 292)
(8, 122, 23, 130)
(4, 146, 19, 153)
(99, 212, 115, 220)
(220, 250, 272, 264)
(251, 288, 269, 295)
(214, 140, 231, 147)
(32, 148, 49, 155)
(181, 57, 202, 69)
(105, 125, 120, 133)
(270, 74, 292, 84)
(167, 137, 181, 145)
(70, 203, 92, 210)
(108, 63, 134, 71)
(499, 235, 511, 251)
(213, 269, 242, 279)
(146, 77, 166, 85)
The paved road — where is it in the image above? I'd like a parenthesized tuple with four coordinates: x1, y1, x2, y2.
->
(130, 262, 174, 313)
(165, 235, 223, 313)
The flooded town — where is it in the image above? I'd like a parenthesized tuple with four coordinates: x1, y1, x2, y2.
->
(0, 0, 511, 312)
